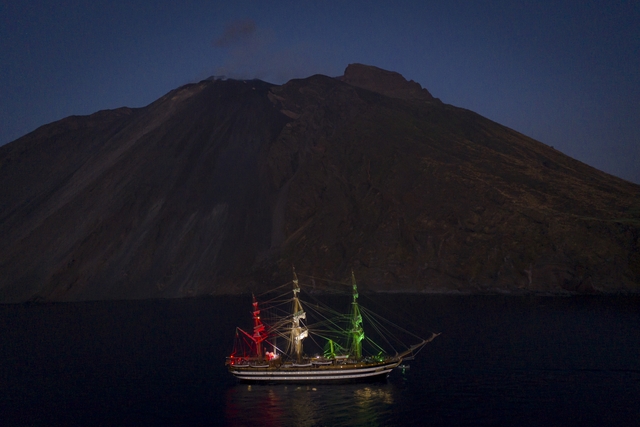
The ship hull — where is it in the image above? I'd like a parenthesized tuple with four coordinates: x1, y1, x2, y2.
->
(228, 360, 400, 384)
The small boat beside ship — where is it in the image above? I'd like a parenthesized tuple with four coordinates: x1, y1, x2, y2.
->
(225, 268, 439, 383)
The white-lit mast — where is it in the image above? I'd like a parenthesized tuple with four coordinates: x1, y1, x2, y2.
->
(290, 267, 307, 362)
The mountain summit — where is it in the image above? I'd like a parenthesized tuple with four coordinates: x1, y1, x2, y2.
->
(0, 65, 638, 301)
(338, 63, 436, 101)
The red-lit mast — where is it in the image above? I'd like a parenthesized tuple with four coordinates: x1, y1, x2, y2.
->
(252, 294, 267, 358)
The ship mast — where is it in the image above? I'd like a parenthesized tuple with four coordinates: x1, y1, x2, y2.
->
(349, 271, 364, 360)
(290, 267, 307, 362)
(251, 294, 266, 358)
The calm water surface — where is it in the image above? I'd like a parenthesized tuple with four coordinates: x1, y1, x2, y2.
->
(1, 295, 638, 426)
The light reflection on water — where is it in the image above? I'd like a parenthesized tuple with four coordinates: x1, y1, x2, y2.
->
(224, 382, 398, 427)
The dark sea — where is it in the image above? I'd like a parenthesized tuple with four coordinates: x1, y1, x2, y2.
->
(1, 294, 639, 426)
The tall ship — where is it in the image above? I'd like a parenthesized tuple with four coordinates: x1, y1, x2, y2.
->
(225, 268, 439, 383)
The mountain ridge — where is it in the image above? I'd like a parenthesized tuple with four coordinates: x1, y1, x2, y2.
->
(0, 65, 638, 302)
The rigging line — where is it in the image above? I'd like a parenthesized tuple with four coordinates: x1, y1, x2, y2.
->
(364, 336, 387, 355)
(359, 294, 427, 340)
(361, 309, 403, 345)
(302, 301, 345, 330)
(316, 332, 345, 345)
(305, 295, 345, 329)
(257, 281, 293, 298)
(305, 321, 345, 334)
(306, 333, 323, 352)
(304, 318, 345, 334)
(258, 292, 291, 306)
(298, 292, 348, 324)
(367, 312, 414, 352)
(402, 333, 439, 359)
(263, 293, 291, 303)
(262, 340, 286, 353)
(311, 330, 346, 341)
(362, 311, 398, 354)
(360, 305, 426, 341)
(264, 300, 295, 317)
(303, 300, 343, 321)
(297, 274, 351, 287)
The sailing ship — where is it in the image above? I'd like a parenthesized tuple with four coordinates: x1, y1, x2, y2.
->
(225, 268, 439, 383)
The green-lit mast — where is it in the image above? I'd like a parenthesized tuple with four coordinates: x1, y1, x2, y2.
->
(290, 267, 307, 362)
(349, 271, 364, 360)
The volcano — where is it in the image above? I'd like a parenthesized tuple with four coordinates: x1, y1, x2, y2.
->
(0, 64, 638, 302)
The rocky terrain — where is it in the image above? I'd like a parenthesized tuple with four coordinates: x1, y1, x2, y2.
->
(0, 64, 638, 301)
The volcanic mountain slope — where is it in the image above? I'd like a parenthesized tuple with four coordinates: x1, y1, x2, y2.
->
(0, 64, 638, 301)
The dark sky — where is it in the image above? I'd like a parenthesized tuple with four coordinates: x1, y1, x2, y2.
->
(1, 0, 638, 183)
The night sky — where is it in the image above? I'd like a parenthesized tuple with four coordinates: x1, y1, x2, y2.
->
(2, 1, 638, 183)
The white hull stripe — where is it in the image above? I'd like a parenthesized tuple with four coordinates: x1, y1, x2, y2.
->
(233, 368, 395, 381)
(230, 362, 399, 377)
